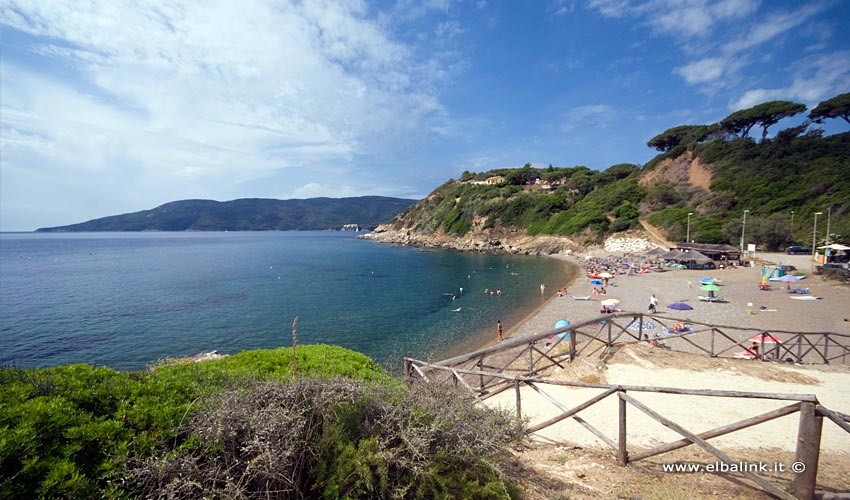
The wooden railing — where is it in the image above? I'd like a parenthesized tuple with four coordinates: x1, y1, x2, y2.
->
(403, 313, 850, 500)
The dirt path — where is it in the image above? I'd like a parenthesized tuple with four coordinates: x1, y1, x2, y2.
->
(639, 219, 675, 248)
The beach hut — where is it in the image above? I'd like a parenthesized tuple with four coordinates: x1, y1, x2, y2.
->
(818, 243, 850, 264)
(660, 249, 715, 270)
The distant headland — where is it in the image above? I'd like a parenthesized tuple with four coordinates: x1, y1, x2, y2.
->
(35, 196, 417, 232)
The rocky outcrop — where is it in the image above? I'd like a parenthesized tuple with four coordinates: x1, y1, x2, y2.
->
(360, 224, 579, 256)
(639, 150, 712, 190)
(603, 234, 663, 253)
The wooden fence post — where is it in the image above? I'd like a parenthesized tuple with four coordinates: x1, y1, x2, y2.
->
(477, 358, 484, 393)
(823, 334, 829, 364)
(618, 390, 628, 465)
(569, 331, 577, 362)
(794, 401, 822, 500)
(403, 358, 411, 383)
(515, 379, 522, 423)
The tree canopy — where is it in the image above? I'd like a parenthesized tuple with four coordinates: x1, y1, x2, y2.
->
(647, 125, 709, 151)
(809, 92, 850, 127)
(720, 100, 807, 141)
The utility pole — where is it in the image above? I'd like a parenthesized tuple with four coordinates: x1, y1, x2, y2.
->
(686, 212, 693, 243)
(812, 212, 822, 272)
(825, 206, 832, 245)
(740, 209, 749, 255)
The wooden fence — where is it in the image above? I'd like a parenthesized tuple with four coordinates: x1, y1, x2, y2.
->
(404, 312, 850, 500)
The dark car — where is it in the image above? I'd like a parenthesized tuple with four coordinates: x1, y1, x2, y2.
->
(785, 246, 812, 255)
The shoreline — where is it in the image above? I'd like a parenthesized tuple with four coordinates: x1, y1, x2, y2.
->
(444, 250, 850, 364)
(426, 254, 583, 363)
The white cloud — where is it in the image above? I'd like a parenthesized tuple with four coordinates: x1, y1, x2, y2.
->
(561, 104, 615, 132)
(588, 0, 760, 38)
(721, 3, 825, 54)
(674, 57, 728, 84)
(291, 182, 356, 199)
(0, 0, 454, 228)
(729, 50, 850, 110)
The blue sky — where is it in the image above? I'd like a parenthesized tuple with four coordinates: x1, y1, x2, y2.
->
(1, 0, 849, 231)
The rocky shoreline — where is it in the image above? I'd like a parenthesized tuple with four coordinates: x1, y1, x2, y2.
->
(360, 224, 663, 256)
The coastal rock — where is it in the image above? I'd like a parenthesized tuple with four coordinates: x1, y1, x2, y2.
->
(603, 234, 662, 253)
(360, 225, 579, 256)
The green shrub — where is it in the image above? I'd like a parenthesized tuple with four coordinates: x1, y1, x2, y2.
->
(0, 346, 389, 499)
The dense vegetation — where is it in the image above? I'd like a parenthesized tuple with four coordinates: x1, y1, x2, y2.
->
(387, 93, 850, 250)
(1, 345, 523, 499)
(36, 196, 416, 232)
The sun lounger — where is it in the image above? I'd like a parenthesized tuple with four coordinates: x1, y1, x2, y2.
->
(572, 295, 591, 301)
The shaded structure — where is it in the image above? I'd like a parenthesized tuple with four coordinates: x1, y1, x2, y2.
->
(675, 242, 741, 263)
(659, 249, 716, 269)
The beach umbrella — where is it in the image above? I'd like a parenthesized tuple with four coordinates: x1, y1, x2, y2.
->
(590, 279, 604, 285)
(668, 302, 693, 310)
(700, 284, 721, 292)
(700, 277, 715, 285)
(600, 298, 620, 307)
(554, 319, 571, 339)
(598, 272, 614, 279)
(748, 333, 781, 344)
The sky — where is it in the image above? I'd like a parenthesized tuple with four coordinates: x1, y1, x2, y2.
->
(1, 0, 849, 231)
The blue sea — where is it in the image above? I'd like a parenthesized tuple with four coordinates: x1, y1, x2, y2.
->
(0, 232, 573, 372)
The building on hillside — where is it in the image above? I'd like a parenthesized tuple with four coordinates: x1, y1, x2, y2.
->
(674, 243, 741, 264)
(469, 175, 505, 186)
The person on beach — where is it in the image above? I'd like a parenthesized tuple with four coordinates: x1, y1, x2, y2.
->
(747, 342, 759, 358)
(540, 283, 545, 295)
(648, 294, 658, 313)
(497, 320, 503, 342)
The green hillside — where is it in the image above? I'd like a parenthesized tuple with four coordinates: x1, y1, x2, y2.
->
(36, 196, 416, 232)
(385, 94, 850, 251)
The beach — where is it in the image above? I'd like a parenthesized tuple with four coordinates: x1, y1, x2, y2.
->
(502, 251, 850, 343)
(481, 250, 850, 456)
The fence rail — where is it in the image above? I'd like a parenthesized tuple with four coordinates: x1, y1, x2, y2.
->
(404, 312, 850, 500)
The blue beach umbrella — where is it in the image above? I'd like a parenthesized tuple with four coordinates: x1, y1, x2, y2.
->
(668, 302, 693, 311)
(554, 319, 571, 339)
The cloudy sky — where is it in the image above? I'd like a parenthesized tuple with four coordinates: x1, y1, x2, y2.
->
(1, 0, 848, 230)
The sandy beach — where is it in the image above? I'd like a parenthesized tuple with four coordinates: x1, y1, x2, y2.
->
(483, 250, 850, 457)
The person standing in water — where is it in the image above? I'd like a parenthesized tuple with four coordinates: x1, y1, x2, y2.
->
(497, 320, 503, 342)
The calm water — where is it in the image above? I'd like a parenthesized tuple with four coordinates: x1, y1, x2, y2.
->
(0, 232, 572, 371)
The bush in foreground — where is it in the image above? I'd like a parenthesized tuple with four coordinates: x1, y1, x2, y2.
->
(1, 346, 523, 499)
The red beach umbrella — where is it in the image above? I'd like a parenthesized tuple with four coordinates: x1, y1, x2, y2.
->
(748, 333, 782, 344)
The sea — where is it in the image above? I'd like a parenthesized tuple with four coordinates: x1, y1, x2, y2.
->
(0, 231, 574, 372)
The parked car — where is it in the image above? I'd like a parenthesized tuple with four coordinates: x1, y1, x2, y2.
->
(785, 246, 812, 255)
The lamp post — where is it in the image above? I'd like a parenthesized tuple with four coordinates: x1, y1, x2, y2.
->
(790, 210, 795, 228)
(812, 212, 822, 272)
(686, 212, 693, 243)
(740, 209, 749, 255)
(826, 206, 832, 245)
